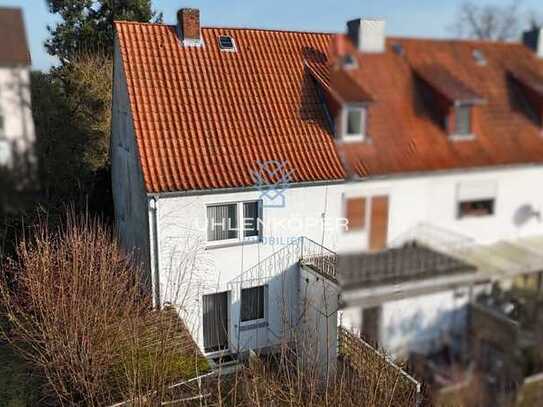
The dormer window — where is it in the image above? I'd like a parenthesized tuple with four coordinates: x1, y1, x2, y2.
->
(454, 104, 473, 137)
(415, 64, 484, 141)
(343, 105, 367, 141)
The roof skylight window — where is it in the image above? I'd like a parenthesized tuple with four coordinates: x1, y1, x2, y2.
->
(218, 35, 236, 52)
(473, 49, 487, 65)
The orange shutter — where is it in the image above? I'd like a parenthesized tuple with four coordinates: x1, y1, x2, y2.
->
(346, 197, 366, 231)
(369, 196, 389, 251)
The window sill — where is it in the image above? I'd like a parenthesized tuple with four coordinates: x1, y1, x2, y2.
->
(339, 134, 368, 143)
(206, 237, 262, 251)
(457, 214, 494, 220)
(239, 320, 268, 331)
(449, 133, 476, 141)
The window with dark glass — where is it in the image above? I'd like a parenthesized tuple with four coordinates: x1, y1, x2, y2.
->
(346, 107, 364, 136)
(455, 105, 472, 135)
(241, 285, 265, 322)
(243, 201, 259, 237)
(458, 199, 494, 218)
(207, 204, 238, 241)
(202, 292, 229, 353)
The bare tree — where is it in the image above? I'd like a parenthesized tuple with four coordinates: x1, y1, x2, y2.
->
(0, 213, 207, 406)
(449, 1, 523, 41)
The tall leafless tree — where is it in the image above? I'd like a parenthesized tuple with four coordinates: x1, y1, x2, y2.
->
(449, 1, 530, 41)
(450, 1, 521, 41)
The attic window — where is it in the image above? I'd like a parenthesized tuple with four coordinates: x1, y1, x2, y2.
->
(342, 105, 367, 141)
(453, 104, 473, 137)
(392, 43, 405, 56)
(473, 49, 487, 66)
(218, 35, 236, 52)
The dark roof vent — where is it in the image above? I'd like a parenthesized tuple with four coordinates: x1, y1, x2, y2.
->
(473, 49, 487, 66)
(392, 43, 405, 56)
(218, 35, 236, 52)
(341, 54, 358, 69)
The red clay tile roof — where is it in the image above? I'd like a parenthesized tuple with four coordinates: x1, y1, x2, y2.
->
(508, 65, 543, 96)
(306, 60, 374, 104)
(337, 37, 543, 178)
(115, 21, 543, 192)
(0, 8, 30, 66)
(414, 63, 484, 103)
(115, 22, 345, 193)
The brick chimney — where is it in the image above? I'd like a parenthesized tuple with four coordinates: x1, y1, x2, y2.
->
(523, 26, 543, 58)
(177, 8, 202, 47)
(347, 18, 385, 53)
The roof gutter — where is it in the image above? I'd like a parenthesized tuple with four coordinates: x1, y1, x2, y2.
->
(349, 161, 543, 183)
(146, 161, 543, 198)
(146, 178, 346, 199)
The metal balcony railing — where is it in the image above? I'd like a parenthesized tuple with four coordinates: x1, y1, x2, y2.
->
(227, 237, 337, 289)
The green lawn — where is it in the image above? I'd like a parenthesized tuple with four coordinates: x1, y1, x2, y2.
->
(0, 342, 41, 406)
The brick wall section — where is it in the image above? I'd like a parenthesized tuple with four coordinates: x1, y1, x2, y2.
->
(177, 8, 200, 41)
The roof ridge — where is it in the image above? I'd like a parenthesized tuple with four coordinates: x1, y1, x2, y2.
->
(113, 20, 524, 47)
(114, 20, 336, 35)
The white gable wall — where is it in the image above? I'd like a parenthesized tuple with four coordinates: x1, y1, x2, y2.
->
(0, 66, 35, 166)
(111, 39, 152, 287)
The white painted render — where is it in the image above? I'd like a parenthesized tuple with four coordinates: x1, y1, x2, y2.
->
(0, 66, 35, 166)
(153, 183, 344, 353)
(340, 165, 543, 253)
(298, 266, 340, 379)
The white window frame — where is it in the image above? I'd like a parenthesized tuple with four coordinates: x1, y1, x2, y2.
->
(205, 200, 262, 248)
(341, 105, 367, 142)
(218, 35, 237, 52)
(456, 180, 497, 220)
(239, 284, 268, 329)
(450, 102, 475, 140)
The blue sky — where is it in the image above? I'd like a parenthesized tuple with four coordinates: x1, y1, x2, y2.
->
(1, 0, 541, 71)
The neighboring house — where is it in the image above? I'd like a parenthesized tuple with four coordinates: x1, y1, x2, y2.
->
(112, 8, 543, 360)
(0, 7, 34, 169)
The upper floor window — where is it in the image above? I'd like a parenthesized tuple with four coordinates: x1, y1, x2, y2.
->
(343, 106, 367, 141)
(207, 200, 262, 244)
(458, 199, 495, 219)
(455, 104, 472, 137)
(457, 180, 496, 219)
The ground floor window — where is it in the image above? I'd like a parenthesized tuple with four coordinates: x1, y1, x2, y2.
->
(202, 291, 229, 353)
(241, 285, 266, 322)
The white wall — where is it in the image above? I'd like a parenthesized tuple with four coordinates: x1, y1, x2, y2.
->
(340, 165, 543, 253)
(0, 66, 35, 166)
(149, 163, 543, 355)
(154, 183, 344, 353)
(298, 266, 340, 380)
(379, 288, 470, 358)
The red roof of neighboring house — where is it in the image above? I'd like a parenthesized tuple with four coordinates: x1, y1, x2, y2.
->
(115, 21, 543, 193)
(337, 38, 543, 178)
(115, 22, 345, 193)
(0, 8, 30, 66)
(414, 63, 484, 104)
